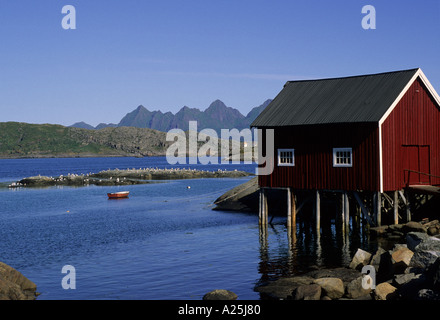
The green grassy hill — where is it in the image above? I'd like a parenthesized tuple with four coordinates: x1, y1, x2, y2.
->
(0, 122, 170, 158)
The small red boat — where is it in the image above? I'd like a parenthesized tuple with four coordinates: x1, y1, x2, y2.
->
(107, 191, 130, 199)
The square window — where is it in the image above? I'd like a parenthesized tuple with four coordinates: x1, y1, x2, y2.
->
(333, 148, 352, 167)
(278, 149, 295, 166)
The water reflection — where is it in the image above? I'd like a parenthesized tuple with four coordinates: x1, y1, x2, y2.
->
(256, 211, 379, 293)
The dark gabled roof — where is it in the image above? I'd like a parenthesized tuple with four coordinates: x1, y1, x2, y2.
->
(251, 68, 419, 127)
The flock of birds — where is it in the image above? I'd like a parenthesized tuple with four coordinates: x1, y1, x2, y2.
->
(7, 167, 240, 189)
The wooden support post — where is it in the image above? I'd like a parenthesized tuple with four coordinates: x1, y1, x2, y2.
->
(287, 188, 292, 228)
(355, 205, 361, 230)
(316, 190, 321, 234)
(259, 188, 268, 226)
(374, 192, 382, 227)
(405, 190, 411, 222)
(259, 188, 262, 225)
(344, 192, 350, 232)
(393, 190, 399, 225)
(291, 189, 296, 228)
(353, 191, 375, 226)
(264, 190, 268, 225)
(341, 193, 345, 234)
(398, 190, 411, 222)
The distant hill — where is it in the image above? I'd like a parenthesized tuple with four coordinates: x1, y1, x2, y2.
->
(0, 122, 244, 159)
(70, 99, 272, 133)
(0, 122, 171, 158)
(70, 121, 95, 130)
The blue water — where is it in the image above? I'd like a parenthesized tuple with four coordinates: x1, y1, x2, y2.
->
(0, 157, 373, 300)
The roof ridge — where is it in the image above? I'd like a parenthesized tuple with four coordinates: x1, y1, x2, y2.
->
(285, 68, 419, 85)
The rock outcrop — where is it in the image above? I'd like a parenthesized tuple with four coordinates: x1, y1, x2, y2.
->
(8, 168, 252, 188)
(202, 289, 238, 300)
(0, 262, 38, 300)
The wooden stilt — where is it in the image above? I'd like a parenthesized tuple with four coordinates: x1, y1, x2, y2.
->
(316, 190, 321, 233)
(355, 205, 361, 230)
(393, 190, 399, 225)
(353, 191, 375, 226)
(264, 190, 268, 225)
(341, 193, 345, 234)
(405, 190, 411, 222)
(259, 188, 268, 226)
(398, 190, 411, 222)
(291, 189, 296, 228)
(344, 192, 350, 232)
(375, 192, 382, 227)
(259, 188, 263, 225)
(287, 188, 292, 228)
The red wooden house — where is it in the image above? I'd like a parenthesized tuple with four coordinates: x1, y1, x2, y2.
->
(251, 68, 440, 228)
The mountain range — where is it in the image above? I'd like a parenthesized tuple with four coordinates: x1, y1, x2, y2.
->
(70, 99, 272, 134)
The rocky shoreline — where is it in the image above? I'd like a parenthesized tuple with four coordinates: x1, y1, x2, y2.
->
(7, 168, 252, 188)
(0, 262, 38, 300)
(255, 220, 440, 300)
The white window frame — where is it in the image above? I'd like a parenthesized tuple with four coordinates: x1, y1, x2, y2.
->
(277, 149, 295, 166)
(333, 147, 353, 167)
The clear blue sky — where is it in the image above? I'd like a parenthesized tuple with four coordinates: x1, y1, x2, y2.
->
(0, 0, 439, 126)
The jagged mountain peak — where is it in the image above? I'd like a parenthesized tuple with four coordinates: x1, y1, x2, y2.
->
(71, 99, 271, 133)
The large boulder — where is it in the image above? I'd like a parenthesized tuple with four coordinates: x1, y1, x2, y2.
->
(291, 284, 322, 300)
(391, 246, 414, 274)
(345, 276, 372, 299)
(0, 262, 37, 300)
(407, 233, 440, 269)
(403, 221, 426, 233)
(374, 282, 398, 300)
(203, 289, 237, 300)
(213, 177, 259, 212)
(313, 278, 344, 299)
(349, 248, 372, 270)
(406, 232, 431, 251)
(255, 276, 314, 300)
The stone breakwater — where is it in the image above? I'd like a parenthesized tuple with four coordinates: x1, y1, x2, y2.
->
(255, 221, 440, 300)
(7, 168, 252, 188)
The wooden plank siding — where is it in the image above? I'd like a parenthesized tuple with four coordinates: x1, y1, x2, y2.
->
(381, 78, 440, 191)
(258, 123, 380, 191)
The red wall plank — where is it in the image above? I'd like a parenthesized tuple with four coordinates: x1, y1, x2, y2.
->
(258, 123, 380, 191)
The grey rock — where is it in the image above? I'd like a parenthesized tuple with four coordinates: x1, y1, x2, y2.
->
(393, 273, 420, 287)
(410, 250, 440, 269)
(292, 284, 321, 300)
(346, 276, 372, 299)
(306, 267, 362, 284)
(255, 276, 314, 300)
(403, 221, 426, 233)
(371, 247, 387, 272)
(313, 278, 344, 299)
(349, 249, 372, 270)
(203, 289, 237, 300)
(407, 232, 431, 251)
(417, 289, 440, 300)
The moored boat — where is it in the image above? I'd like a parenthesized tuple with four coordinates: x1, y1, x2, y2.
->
(107, 191, 130, 199)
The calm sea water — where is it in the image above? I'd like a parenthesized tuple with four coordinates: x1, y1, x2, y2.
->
(0, 157, 375, 300)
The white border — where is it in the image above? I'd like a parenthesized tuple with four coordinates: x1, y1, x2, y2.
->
(277, 148, 295, 166)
